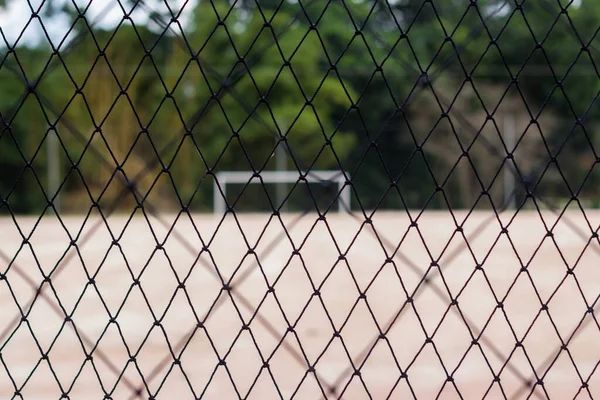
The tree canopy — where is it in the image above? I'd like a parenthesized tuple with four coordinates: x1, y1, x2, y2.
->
(1, 0, 600, 214)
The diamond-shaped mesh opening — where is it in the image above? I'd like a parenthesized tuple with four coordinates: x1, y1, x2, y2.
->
(3, 0, 600, 398)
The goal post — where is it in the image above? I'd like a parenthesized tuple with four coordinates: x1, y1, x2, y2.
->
(213, 170, 351, 214)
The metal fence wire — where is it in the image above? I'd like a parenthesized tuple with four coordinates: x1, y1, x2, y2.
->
(2, 0, 600, 398)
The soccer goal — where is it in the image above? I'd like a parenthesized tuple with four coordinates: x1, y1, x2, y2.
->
(213, 170, 351, 214)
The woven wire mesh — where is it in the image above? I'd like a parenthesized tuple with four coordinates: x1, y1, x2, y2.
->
(2, 0, 600, 398)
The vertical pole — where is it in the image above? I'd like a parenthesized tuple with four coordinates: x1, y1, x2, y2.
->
(276, 122, 287, 212)
(339, 177, 351, 214)
(214, 175, 226, 215)
(48, 126, 60, 213)
(503, 113, 516, 209)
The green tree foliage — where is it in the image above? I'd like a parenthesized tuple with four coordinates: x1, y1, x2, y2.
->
(1, 0, 600, 213)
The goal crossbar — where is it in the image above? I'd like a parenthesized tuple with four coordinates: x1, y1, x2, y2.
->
(213, 170, 351, 214)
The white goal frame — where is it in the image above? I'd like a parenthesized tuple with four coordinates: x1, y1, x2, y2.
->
(213, 170, 351, 214)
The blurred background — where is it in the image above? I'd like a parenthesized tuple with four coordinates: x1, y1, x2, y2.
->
(4, 2, 600, 398)
(1, 0, 599, 215)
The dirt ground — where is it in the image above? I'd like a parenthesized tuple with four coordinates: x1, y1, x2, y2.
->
(1, 209, 600, 399)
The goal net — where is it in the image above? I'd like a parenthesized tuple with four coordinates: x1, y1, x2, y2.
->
(213, 170, 351, 214)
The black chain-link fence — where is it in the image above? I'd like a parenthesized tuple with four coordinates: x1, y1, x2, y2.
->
(2, 0, 600, 398)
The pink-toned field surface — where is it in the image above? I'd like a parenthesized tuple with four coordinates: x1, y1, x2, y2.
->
(1, 210, 600, 399)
